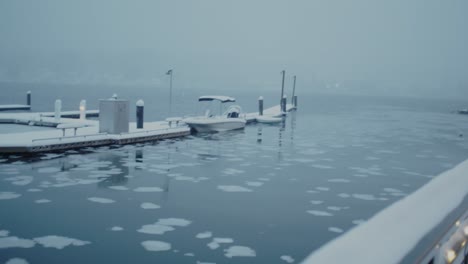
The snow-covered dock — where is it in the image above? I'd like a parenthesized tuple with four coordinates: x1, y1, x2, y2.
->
(0, 121, 190, 153)
(0, 110, 99, 127)
(245, 103, 295, 123)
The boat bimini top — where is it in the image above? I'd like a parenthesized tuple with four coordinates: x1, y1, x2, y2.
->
(198, 96, 236, 103)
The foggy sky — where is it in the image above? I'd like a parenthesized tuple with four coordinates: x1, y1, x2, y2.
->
(0, 0, 467, 98)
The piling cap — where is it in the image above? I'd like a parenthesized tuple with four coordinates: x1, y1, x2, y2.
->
(136, 99, 144, 107)
(80, 100, 86, 105)
(111, 94, 118, 99)
(259, 96, 263, 100)
(283, 95, 287, 99)
(27, 91, 31, 94)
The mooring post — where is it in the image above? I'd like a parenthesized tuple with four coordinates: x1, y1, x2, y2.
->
(136, 99, 144, 129)
(27, 91, 31, 106)
(280, 70, 285, 112)
(54, 99, 62, 122)
(282, 95, 287, 112)
(79, 100, 86, 120)
(293, 95, 298, 108)
(258, 96, 264, 116)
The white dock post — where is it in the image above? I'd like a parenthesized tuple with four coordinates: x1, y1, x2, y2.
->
(258, 96, 264, 116)
(136, 99, 144, 129)
(54, 99, 62, 122)
(27, 91, 31, 106)
(79, 100, 86, 120)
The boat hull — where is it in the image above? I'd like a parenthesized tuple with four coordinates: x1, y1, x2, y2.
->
(184, 118, 246, 133)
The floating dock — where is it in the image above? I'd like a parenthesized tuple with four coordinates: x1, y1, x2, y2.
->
(0, 104, 31, 111)
(245, 103, 295, 123)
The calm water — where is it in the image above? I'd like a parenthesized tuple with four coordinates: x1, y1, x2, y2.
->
(1, 84, 468, 264)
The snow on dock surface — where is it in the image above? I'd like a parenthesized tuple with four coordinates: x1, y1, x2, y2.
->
(302, 159, 468, 264)
(245, 103, 295, 122)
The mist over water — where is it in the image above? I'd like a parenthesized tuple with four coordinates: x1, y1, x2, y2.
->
(1, 0, 467, 98)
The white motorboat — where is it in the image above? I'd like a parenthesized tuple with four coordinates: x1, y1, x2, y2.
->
(183, 95, 247, 133)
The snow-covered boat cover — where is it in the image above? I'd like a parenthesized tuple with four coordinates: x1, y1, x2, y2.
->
(198, 95, 236, 103)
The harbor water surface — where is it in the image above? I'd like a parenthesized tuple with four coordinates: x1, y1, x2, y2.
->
(1, 84, 468, 263)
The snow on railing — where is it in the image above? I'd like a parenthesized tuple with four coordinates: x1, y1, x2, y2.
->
(302, 159, 468, 264)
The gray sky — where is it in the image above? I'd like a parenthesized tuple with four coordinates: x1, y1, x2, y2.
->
(0, 0, 467, 98)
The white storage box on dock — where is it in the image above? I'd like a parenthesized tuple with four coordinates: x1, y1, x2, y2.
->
(99, 99, 129, 134)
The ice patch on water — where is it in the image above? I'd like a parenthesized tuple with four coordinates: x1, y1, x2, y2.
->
(207, 237, 234, 250)
(316, 187, 330, 191)
(108, 186, 129, 191)
(184, 252, 195, 256)
(172, 175, 209, 183)
(217, 185, 252, 192)
(141, 240, 171, 251)
(87, 197, 115, 204)
(207, 241, 220, 250)
(33, 235, 90, 249)
(307, 210, 333, 216)
(328, 227, 343, 233)
(245, 181, 264, 187)
(0, 237, 35, 249)
(328, 179, 350, 183)
(5, 258, 29, 264)
(352, 194, 377, 201)
(0, 230, 9, 237)
(307, 190, 319, 194)
(310, 200, 323, 205)
(27, 188, 42, 192)
(383, 188, 402, 193)
(224, 245, 256, 258)
(197, 261, 215, 264)
(111, 226, 124, 231)
(338, 193, 350, 198)
(310, 164, 333, 169)
(222, 168, 245, 175)
(281, 255, 295, 263)
(327, 206, 342, 211)
(157, 218, 191, 227)
(5, 176, 33, 186)
(258, 178, 270, 181)
(0, 192, 21, 200)
(137, 224, 175, 235)
(134, 187, 163, 192)
(34, 199, 51, 204)
(196, 231, 212, 239)
(37, 167, 61, 174)
(141, 203, 161, 210)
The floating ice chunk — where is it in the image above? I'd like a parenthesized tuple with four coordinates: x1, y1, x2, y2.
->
(5, 258, 29, 264)
(245, 181, 264, 187)
(140, 202, 160, 209)
(111, 226, 124, 231)
(327, 206, 342, 211)
(27, 189, 42, 192)
(0, 192, 21, 200)
(328, 227, 343, 233)
(224, 245, 256, 258)
(141, 240, 171, 251)
(222, 168, 245, 175)
(196, 232, 212, 239)
(307, 190, 319, 194)
(33, 235, 90, 249)
(352, 219, 366, 225)
(217, 185, 252, 192)
(35, 199, 51, 204)
(6, 176, 33, 186)
(0, 230, 9, 237)
(184, 252, 195, 256)
(383, 188, 402, 193)
(328, 179, 350, 183)
(134, 187, 163, 192)
(0, 237, 35, 249)
(281, 255, 295, 263)
(157, 218, 191, 227)
(352, 194, 376, 201)
(108, 186, 129, 191)
(138, 224, 174, 235)
(338, 193, 350, 198)
(197, 261, 215, 264)
(87, 197, 115, 204)
(316, 187, 330, 191)
(307, 210, 333, 216)
(311, 165, 333, 169)
(207, 241, 220, 250)
(37, 167, 61, 173)
(310, 200, 323, 205)
(214, 237, 234, 244)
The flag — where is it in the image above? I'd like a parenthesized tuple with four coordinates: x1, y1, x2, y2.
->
(166, 69, 173, 75)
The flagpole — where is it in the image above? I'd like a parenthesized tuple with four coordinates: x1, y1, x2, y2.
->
(169, 71, 173, 116)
